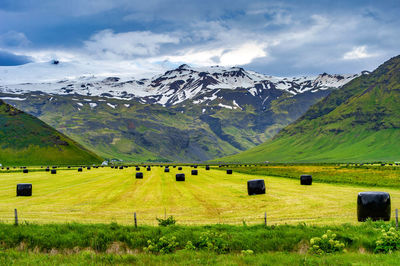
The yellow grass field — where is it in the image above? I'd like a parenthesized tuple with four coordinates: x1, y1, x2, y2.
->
(0, 166, 399, 225)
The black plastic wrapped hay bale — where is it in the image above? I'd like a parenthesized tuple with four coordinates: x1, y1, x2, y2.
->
(164, 168, 170, 173)
(357, 192, 391, 222)
(136, 172, 143, 179)
(226, 169, 233, 174)
(176, 173, 185, 181)
(111, 166, 114, 169)
(173, 165, 176, 168)
(147, 167, 151, 171)
(78, 168, 83, 172)
(300, 175, 312, 185)
(23, 169, 28, 174)
(205, 165, 210, 170)
(193, 165, 198, 168)
(119, 166, 124, 170)
(68, 166, 71, 169)
(136, 167, 140, 171)
(178, 167, 182, 170)
(51, 169, 56, 174)
(17, 183, 32, 196)
(247, 179, 266, 196)
(45, 168, 50, 172)
(87, 166, 91, 170)
(191, 170, 198, 175)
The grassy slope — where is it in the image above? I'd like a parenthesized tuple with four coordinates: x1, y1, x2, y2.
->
(5, 85, 331, 162)
(220, 55, 400, 163)
(0, 100, 102, 165)
(1, 166, 400, 225)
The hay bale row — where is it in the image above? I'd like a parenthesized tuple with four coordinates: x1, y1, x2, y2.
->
(300, 175, 312, 185)
(17, 184, 32, 196)
(136, 172, 143, 179)
(176, 173, 185, 181)
(247, 179, 265, 195)
(357, 192, 391, 221)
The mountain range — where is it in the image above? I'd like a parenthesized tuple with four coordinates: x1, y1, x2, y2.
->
(0, 62, 358, 162)
(220, 55, 400, 163)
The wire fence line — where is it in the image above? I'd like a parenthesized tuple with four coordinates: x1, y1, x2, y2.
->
(1, 209, 398, 226)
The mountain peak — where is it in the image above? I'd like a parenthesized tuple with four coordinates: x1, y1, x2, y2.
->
(177, 64, 191, 70)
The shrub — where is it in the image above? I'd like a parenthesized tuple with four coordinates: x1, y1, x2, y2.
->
(196, 231, 229, 254)
(184, 241, 196, 251)
(308, 230, 345, 255)
(241, 249, 254, 255)
(143, 236, 179, 254)
(156, 216, 176, 227)
(375, 227, 400, 253)
(91, 231, 111, 252)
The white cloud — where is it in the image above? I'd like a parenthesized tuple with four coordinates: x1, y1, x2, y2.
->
(220, 43, 267, 66)
(156, 42, 267, 67)
(84, 29, 179, 59)
(0, 31, 31, 48)
(343, 46, 377, 60)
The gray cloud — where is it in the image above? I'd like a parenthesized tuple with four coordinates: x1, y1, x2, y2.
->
(0, 0, 399, 76)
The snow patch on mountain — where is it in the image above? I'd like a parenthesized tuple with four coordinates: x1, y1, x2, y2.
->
(0, 63, 359, 107)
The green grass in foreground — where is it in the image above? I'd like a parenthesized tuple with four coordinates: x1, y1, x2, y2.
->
(0, 222, 399, 265)
(2, 250, 400, 265)
(0, 222, 392, 253)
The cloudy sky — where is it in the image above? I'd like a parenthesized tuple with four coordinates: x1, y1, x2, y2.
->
(0, 0, 399, 77)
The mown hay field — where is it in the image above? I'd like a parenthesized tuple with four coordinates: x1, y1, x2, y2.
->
(0, 166, 399, 225)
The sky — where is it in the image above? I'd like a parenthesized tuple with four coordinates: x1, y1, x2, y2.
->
(0, 0, 399, 78)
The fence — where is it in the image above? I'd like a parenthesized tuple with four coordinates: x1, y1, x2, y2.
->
(6, 208, 399, 228)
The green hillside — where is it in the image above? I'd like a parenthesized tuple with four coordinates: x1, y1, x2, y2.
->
(3, 88, 329, 162)
(220, 55, 400, 163)
(0, 100, 102, 165)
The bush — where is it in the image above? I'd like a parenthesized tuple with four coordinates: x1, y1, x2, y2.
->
(241, 249, 254, 255)
(375, 227, 400, 253)
(143, 236, 179, 254)
(156, 216, 176, 227)
(91, 231, 111, 252)
(184, 241, 196, 251)
(308, 230, 345, 255)
(193, 231, 229, 254)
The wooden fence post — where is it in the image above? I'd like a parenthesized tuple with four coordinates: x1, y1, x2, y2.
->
(396, 209, 398, 230)
(264, 212, 267, 226)
(14, 209, 18, 226)
(134, 212, 137, 228)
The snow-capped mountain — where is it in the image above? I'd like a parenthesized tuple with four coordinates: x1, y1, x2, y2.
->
(0, 61, 363, 162)
(0, 61, 359, 107)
